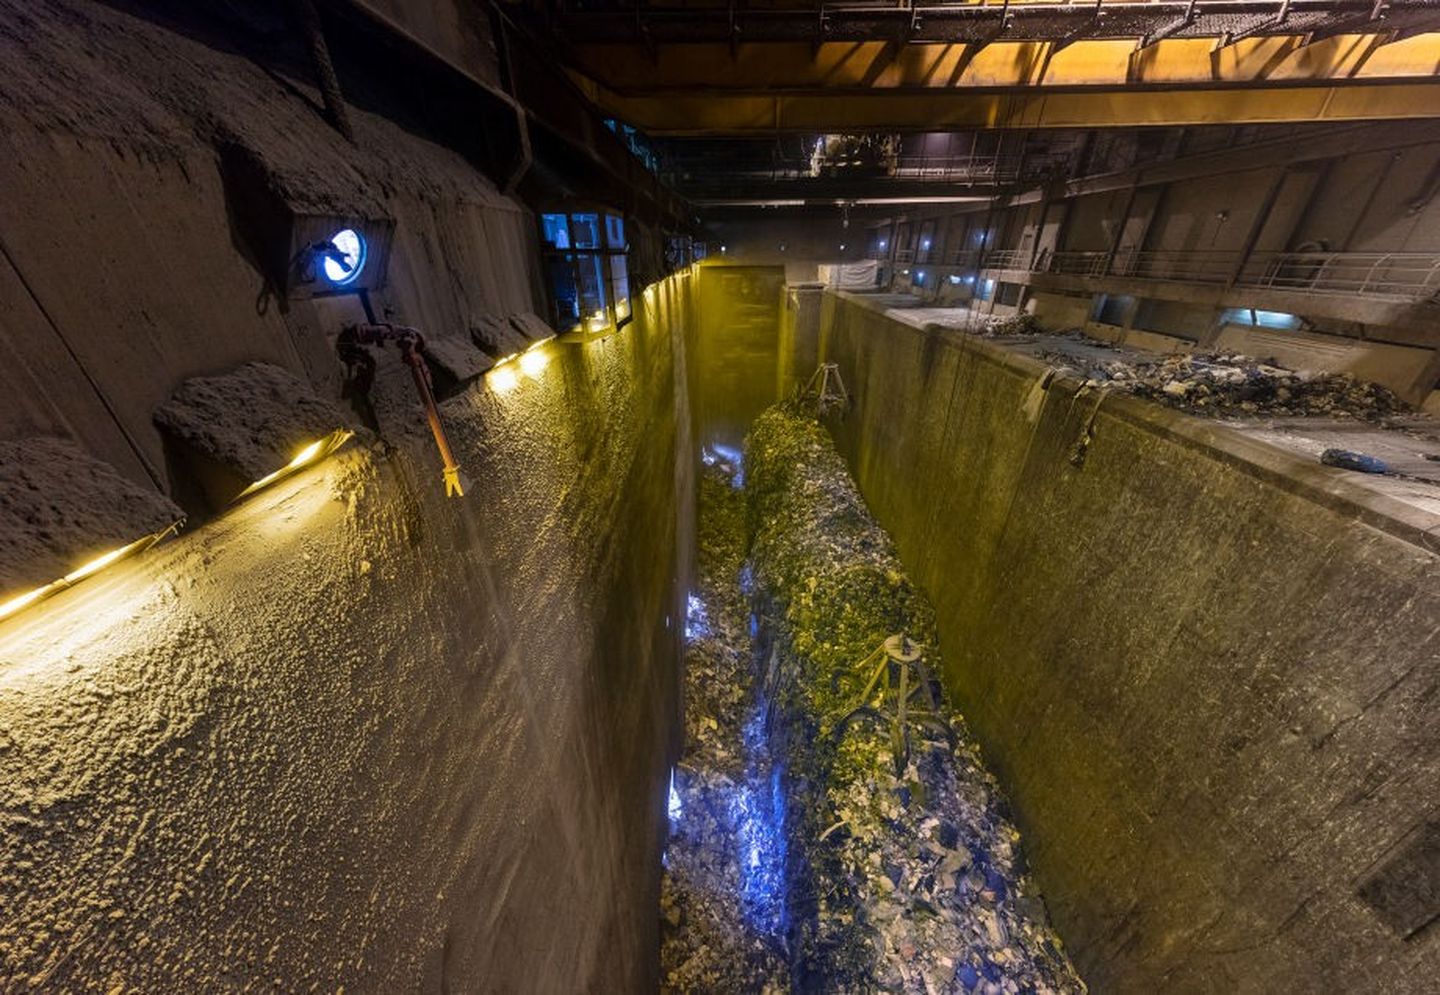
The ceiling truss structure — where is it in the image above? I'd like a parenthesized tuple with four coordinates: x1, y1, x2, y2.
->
(537, 0, 1440, 49)
(518, 0, 1440, 133)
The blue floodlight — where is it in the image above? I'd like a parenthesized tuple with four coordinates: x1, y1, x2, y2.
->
(322, 228, 367, 286)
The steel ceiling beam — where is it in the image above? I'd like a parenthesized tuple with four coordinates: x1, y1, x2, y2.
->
(537, 0, 1433, 45)
(571, 77, 1440, 134)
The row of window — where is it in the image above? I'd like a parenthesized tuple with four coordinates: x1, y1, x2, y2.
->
(541, 212, 632, 333)
(539, 212, 709, 334)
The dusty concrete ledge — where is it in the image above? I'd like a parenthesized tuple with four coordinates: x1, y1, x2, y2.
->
(842, 290, 1440, 554)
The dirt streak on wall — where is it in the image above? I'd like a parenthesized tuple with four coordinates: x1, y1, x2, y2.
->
(802, 291, 1440, 993)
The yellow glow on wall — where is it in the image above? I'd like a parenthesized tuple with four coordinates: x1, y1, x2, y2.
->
(0, 586, 47, 623)
(519, 349, 550, 378)
(0, 525, 182, 625)
(235, 429, 354, 502)
(488, 364, 519, 392)
(585, 309, 610, 334)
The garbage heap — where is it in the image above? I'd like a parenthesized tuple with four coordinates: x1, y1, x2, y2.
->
(1040, 349, 1409, 421)
(661, 464, 789, 994)
(745, 403, 1085, 994)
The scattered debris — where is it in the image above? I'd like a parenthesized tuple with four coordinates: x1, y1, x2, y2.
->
(662, 462, 789, 995)
(1321, 449, 1390, 474)
(971, 313, 1044, 337)
(746, 403, 1085, 995)
(1036, 348, 1410, 421)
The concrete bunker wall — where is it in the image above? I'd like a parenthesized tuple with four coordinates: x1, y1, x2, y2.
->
(796, 292, 1440, 992)
(0, 3, 693, 989)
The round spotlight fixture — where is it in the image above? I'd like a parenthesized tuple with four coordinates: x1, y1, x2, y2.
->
(323, 228, 367, 286)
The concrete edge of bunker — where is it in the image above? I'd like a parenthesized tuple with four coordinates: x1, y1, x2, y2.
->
(838, 289, 1440, 553)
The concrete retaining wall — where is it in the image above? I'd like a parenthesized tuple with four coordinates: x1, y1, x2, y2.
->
(0, 3, 692, 990)
(807, 291, 1440, 992)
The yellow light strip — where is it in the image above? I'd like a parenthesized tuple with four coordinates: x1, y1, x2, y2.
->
(0, 523, 183, 625)
(234, 428, 354, 502)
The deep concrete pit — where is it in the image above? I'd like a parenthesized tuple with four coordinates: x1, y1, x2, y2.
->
(1, 4, 1438, 988)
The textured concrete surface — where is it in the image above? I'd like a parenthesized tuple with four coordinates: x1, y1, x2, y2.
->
(0, 279, 693, 991)
(0, 3, 694, 990)
(796, 291, 1440, 992)
(690, 265, 785, 450)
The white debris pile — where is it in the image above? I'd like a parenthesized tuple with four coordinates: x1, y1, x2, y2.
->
(1038, 348, 1410, 420)
(661, 464, 789, 995)
(747, 403, 1085, 995)
(970, 313, 1044, 337)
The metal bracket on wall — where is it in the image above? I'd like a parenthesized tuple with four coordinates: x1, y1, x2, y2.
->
(339, 323, 466, 497)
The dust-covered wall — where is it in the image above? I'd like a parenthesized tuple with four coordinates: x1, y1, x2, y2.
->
(802, 292, 1440, 993)
(0, 1, 693, 990)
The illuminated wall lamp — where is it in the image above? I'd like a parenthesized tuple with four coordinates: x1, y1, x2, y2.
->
(155, 362, 357, 512)
(217, 143, 393, 300)
(0, 437, 185, 624)
(233, 428, 355, 501)
(0, 524, 181, 623)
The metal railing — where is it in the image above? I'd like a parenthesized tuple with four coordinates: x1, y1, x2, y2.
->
(980, 248, 1028, 271)
(1039, 248, 1440, 299)
(1242, 252, 1440, 297)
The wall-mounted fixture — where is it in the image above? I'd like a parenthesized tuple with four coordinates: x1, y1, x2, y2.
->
(218, 142, 393, 300)
(0, 438, 184, 624)
(339, 324, 465, 497)
(315, 227, 367, 287)
(155, 362, 356, 512)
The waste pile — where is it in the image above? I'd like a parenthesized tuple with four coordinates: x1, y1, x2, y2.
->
(967, 313, 1044, 337)
(1038, 348, 1409, 421)
(661, 464, 789, 995)
(746, 403, 1085, 994)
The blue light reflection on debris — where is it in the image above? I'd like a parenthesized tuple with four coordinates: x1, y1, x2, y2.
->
(733, 695, 787, 938)
(668, 768, 683, 824)
(700, 442, 745, 487)
(685, 593, 710, 641)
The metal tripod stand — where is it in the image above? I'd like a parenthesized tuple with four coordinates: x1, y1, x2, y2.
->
(833, 633, 954, 774)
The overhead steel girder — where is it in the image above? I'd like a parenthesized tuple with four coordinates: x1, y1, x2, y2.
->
(677, 175, 1013, 204)
(573, 75, 1440, 134)
(543, 0, 1436, 46)
(561, 25, 1440, 133)
(562, 33, 1440, 94)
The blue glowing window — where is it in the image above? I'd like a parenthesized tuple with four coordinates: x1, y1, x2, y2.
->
(571, 213, 601, 250)
(323, 228, 366, 286)
(604, 214, 626, 250)
(542, 213, 571, 249)
(1222, 307, 1300, 330)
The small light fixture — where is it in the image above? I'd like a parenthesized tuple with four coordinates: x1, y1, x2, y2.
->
(321, 228, 367, 286)
(234, 429, 354, 501)
(488, 364, 519, 392)
(839, 243, 847, 251)
(0, 438, 185, 625)
(156, 362, 359, 510)
(0, 526, 182, 624)
(879, 239, 888, 250)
